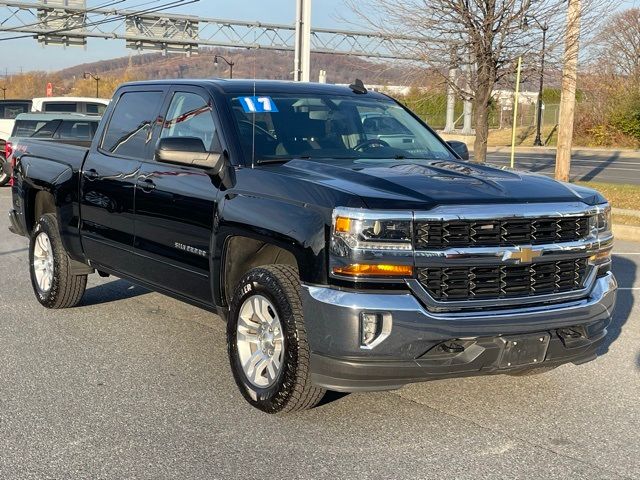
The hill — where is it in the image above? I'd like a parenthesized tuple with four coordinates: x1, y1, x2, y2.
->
(56, 48, 412, 86)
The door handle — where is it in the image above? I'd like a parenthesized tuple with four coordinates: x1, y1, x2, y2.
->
(136, 177, 156, 191)
(84, 168, 99, 179)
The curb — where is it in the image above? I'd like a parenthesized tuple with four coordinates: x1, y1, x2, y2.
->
(613, 224, 640, 242)
(484, 147, 640, 159)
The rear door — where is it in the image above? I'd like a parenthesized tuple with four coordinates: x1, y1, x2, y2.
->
(80, 87, 167, 274)
(132, 86, 222, 303)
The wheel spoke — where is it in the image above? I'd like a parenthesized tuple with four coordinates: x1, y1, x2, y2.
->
(265, 358, 277, 382)
(244, 350, 263, 379)
(259, 297, 273, 324)
(237, 327, 259, 346)
(236, 294, 285, 388)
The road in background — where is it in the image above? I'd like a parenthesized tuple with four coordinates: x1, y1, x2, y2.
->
(0, 188, 638, 479)
(484, 150, 640, 185)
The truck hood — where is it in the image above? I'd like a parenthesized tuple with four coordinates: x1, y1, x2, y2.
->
(273, 158, 605, 209)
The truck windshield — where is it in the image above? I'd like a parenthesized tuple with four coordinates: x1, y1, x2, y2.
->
(228, 93, 454, 164)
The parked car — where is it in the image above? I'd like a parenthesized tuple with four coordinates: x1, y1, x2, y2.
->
(8, 80, 617, 414)
(31, 97, 110, 115)
(0, 99, 32, 186)
(2, 113, 100, 186)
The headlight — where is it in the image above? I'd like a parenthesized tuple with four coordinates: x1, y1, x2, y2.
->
(331, 207, 413, 279)
(593, 203, 612, 235)
(332, 208, 412, 251)
(589, 203, 613, 268)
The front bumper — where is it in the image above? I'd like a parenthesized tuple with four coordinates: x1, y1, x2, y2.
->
(301, 273, 617, 392)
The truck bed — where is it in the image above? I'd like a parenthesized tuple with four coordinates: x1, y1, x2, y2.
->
(15, 138, 90, 172)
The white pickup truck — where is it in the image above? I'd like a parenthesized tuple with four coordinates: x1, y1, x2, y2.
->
(0, 99, 32, 186)
(1, 97, 110, 186)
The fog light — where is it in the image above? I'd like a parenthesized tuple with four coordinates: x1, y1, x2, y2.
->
(359, 312, 392, 348)
(361, 312, 381, 346)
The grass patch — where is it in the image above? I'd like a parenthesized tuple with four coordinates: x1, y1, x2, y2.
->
(612, 214, 640, 227)
(575, 181, 640, 211)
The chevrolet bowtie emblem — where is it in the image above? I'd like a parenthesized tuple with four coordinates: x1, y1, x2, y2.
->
(502, 246, 543, 264)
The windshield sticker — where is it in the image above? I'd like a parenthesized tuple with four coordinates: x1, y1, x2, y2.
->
(239, 96, 279, 113)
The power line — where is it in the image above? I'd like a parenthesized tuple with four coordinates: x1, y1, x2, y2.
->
(0, 0, 430, 59)
(0, 0, 199, 42)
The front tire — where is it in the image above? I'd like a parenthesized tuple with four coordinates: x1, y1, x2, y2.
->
(29, 214, 87, 309)
(227, 265, 325, 413)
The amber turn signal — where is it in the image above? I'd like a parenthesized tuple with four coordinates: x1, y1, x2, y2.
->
(334, 216, 352, 233)
(589, 249, 612, 263)
(332, 264, 413, 277)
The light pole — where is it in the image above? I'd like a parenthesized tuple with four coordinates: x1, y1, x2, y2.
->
(213, 55, 235, 79)
(526, 16, 548, 147)
(83, 72, 100, 97)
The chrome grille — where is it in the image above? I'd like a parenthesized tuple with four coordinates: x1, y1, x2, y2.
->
(415, 217, 590, 249)
(417, 259, 588, 302)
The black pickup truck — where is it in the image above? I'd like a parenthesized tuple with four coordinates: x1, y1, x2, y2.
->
(8, 80, 617, 414)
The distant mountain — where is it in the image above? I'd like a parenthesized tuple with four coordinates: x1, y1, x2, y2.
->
(56, 47, 414, 86)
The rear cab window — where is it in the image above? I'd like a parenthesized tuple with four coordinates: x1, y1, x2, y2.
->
(12, 119, 60, 138)
(43, 102, 78, 113)
(101, 90, 165, 159)
(0, 102, 31, 119)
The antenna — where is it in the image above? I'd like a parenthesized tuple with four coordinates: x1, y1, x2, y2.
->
(349, 79, 368, 94)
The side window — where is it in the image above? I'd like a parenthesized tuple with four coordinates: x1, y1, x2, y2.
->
(31, 120, 60, 138)
(86, 103, 107, 115)
(101, 91, 163, 159)
(161, 91, 218, 151)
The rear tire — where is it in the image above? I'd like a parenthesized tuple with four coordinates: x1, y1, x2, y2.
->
(29, 214, 87, 309)
(227, 264, 325, 414)
(0, 153, 9, 187)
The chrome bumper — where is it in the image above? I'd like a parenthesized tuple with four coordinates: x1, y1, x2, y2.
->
(301, 273, 617, 391)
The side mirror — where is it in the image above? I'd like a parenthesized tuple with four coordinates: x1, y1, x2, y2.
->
(156, 136, 224, 173)
(447, 140, 470, 161)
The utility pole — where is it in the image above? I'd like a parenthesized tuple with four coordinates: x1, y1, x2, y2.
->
(555, 0, 582, 181)
(0, 86, 6, 100)
(444, 47, 457, 133)
(294, 0, 311, 82)
(461, 49, 473, 136)
(510, 56, 523, 169)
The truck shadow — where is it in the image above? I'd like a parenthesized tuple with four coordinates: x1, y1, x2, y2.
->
(599, 255, 636, 357)
(81, 279, 149, 306)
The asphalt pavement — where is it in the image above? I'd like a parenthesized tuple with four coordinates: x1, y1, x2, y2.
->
(484, 150, 640, 185)
(0, 187, 638, 479)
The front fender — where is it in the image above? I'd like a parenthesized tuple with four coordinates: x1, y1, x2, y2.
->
(213, 191, 331, 305)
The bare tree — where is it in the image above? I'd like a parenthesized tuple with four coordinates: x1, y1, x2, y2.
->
(596, 8, 640, 79)
(346, 0, 610, 162)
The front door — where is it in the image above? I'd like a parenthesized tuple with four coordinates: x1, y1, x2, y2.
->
(80, 88, 167, 274)
(132, 87, 222, 304)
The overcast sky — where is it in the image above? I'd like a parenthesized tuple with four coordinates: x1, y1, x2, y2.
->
(1, 0, 638, 72)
